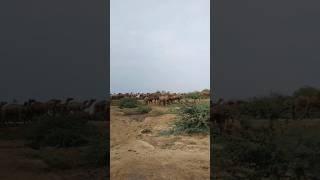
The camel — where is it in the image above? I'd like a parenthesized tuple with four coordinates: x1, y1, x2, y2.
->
(93, 100, 109, 121)
(201, 90, 210, 99)
(27, 99, 49, 120)
(66, 99, 95, 114)
(294, 95, 320, 120)
(144, 97, 152, 104)
(1, 102, 28, 126)
(212, 98, 231, 134)
(144, 95, 157, 104)
(112, 93, 125, 100)
(82, 99, 96, 113)
(0, 102, 8, 125)
(55, 98, 74, 114)
(46, 99, 62, 115)
(159, 95, 170, 106)
(168, 94, 183, 104)
(94, 100, 107, 114)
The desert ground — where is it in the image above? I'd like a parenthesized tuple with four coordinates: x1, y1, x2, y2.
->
(0, 122, 108, 180)
(110, 102, 210, 180)
(110, 100, 210, 180)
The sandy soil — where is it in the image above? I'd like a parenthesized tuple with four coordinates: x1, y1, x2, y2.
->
(0, 127, 107, 180)
(110, 105, 210, 180)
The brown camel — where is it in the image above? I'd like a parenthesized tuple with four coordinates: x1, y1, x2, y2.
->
(55, 98, 74, 114)
(1, 102, 28, 125)
(94, 100, 107, 114)
(159, 95, 170, 106)
(82, 99, 97, 113)
(93, 100, 109, 121)
(0, 102, 8, 125)
(66, 99, 96, 114)
(212, 98, 231, 134)
(46, 99, 62, 115)
(201, 90, 210, 99)
(294, 95, 320, 120)
(28, 99, 49, 118)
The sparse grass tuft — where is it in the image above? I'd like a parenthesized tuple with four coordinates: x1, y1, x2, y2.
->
(119, 98, 138, 109)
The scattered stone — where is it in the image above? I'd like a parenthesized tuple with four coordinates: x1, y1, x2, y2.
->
(140, 128, 152, 134)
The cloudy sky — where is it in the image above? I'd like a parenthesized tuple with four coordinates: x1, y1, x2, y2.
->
(213, 0, 320, 100)
(111, 0, 210, 93)
(0, 0, 107, 102)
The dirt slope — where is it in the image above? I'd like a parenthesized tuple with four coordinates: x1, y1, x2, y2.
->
(110, 106, 210, 180)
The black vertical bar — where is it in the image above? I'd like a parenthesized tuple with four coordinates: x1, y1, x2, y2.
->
(210, 0, 214, 179)
(106, 0, 110, 179)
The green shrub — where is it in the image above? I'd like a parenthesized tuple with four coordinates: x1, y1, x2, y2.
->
(171, 102, 210, 134)
(82, 132, 108, 167)
(185, 92, 201, 100)
(136, 105, 152, 114)
(119, 98, 138, 108)
(26, 115, 99, 149)
(213, 123, 320, 179)
(122, 105, 152, 115)
(293, 86, 320, 97)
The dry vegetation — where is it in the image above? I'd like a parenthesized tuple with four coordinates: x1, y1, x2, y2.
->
(212, 86, 320, 179)
(110, 90, 210, 180)
(0, 98, 109, 180)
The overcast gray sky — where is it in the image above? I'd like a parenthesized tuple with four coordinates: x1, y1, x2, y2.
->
(111, 0, 210, 93)
(213, 0, 320, 100)
(0, 0, 107, 102)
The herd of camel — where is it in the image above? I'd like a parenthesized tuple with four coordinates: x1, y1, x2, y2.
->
(111, 91, 210, 106)
(211, 95, 320, 134)
(0, 98, 108, 126)
(0, 90, 211, 126)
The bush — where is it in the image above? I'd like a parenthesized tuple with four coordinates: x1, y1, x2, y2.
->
(136, 105, 152, 114)
(171, 102, 210, 134)
(213, 122, 320, 179)
(293, 86, 320, 97)
(119, 98, 138, 109)
(82, 132, 108, 167)
(26, 115, 99, 149)
(185, 92, 201, 100)
(122, 105, 152, 115)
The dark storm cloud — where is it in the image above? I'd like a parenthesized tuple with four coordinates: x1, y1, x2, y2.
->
(213, 0, 320, 100)
(0, 0, 108, 102)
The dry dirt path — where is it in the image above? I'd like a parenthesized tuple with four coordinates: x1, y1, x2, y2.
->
(110, 106, 210, 180)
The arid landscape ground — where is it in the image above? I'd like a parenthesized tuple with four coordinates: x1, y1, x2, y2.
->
(110, 97, 210, 180)
(0, 122, 107, 180)
(0, 99, 109, 180)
